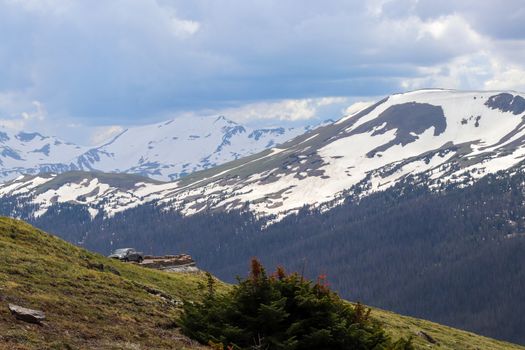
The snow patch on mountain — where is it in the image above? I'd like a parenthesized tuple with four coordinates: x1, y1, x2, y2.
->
(2, 89, 525, 222)
(0, 116, 316, 182)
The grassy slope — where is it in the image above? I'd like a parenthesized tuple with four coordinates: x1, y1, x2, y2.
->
(372, 306, 522, 350)
(0, 217, 522, 350)
(0, 217, 215, 349)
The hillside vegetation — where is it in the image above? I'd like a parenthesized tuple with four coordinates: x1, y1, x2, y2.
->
(0, 217, 215, 349)
(0, 217, 522, 349)
(37, 169, 525, 344)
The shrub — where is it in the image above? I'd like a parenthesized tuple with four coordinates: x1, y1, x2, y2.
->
(180, 259, 413, 350)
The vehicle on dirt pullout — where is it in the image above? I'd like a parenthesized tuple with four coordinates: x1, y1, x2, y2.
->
(108, 248, 144, 263)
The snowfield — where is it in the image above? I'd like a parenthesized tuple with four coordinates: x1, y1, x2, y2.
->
(0, 116, 316, 182)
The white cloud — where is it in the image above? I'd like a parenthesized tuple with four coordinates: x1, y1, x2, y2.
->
(0, 92, 25, 116)
(21, 101, 47, 121)
(90, 125, 125, 146)
(0, 0, 524, 128)
(170, 17, 200, 38)
(417, 14, 481, 44)
(218, 97, 350, 123)
(484, 62, 525, 92)
(0, 99, 47, 130)
(399, 43, 525, 94)
(400, 53, 491, 91)
(344, 101, 374, 116)
(4, 0, 72, 14)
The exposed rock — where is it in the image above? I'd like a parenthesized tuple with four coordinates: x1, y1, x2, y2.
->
(141, 254, 195, 271)
(8, 304, 45, 324)
(348, 102, 446, 158)
(485, 93, 525, 115)
(161, 263, 199, 273)
(417, 330, 437, 344)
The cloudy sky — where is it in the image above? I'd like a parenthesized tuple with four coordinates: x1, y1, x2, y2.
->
(1, 0, 524, 144)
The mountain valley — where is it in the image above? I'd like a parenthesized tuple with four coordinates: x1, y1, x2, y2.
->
(1, 89, 525, 345)
(0, 217, 522, 349)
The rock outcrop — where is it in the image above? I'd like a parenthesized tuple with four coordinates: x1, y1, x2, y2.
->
(8, 304, 45, 324)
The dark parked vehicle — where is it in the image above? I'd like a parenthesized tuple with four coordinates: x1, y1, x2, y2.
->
(108, 248, 144, 263)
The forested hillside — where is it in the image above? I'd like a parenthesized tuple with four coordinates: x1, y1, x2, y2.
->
(2, 217, 521, 349)
(2, 167, 524, 345)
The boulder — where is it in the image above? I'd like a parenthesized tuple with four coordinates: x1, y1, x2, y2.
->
(8, 304, 45, 324)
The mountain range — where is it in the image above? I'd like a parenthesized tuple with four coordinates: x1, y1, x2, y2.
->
(2, 89, 525, 220)
(0, 116, 316, 182)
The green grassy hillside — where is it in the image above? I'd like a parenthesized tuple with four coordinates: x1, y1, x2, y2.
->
(372, 306, 522, 350)
(0, 217, 522, 350)
(0, 217, 214, 349)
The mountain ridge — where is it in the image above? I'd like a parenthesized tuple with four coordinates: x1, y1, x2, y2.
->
(0, 115, 317, 182)
(2, 89, 525, 221)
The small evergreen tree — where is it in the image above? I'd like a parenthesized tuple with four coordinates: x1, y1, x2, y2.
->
(180, 259, 413, 350)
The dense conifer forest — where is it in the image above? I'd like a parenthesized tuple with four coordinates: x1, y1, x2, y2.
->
(1, 170, 525, 344)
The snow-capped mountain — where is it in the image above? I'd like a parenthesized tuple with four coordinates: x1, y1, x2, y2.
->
(3, 89, 525, 220)
(0, 129, 87, 180)
(73, 116, 318, 180)
(0, 116, 316, 182)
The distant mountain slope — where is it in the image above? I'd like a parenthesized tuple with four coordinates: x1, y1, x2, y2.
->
(3, 89, 525, 220)
(0, 217, 522, 350)
(0, 129, 86, 180)
(73, 116, 319, 181)
(0, 116, 316, 182)
(161, 89, 525, 219)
